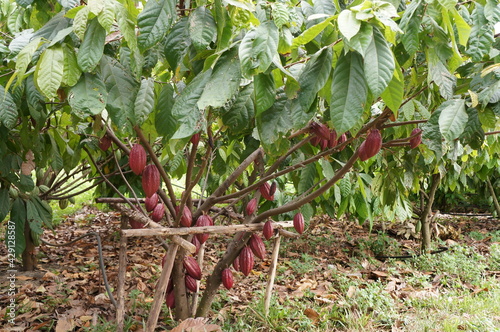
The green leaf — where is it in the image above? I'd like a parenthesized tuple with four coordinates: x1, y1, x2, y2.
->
(460, 107, 484, 150)
(16, 0, 34, 7)
(466, 5, 494, 62)
(14, 37, 42, 87)
(134, 78, 156, 125)
(223, 0, 255, 12)
(254, 72, 275, 116)
(198, 48, 241, 110)
(68, 73, 108, 117)
(290, 47, 333, 128)
(437, 0, 457, 10)
(97, 0, 115, 31)
(116, 3, 137, 50)
(137, 0, 176, 51)
(99, 56, 139, 130)
(31, 196, 52, 228)
(401, 6, 423, 56)
(291, 16, 335, 50)
(381, 66, 404, 112)
(438, 99, 467, 141)
(171, 69, 213, 139)
(0, 85, 18, 129)
(222, 83, 255, 134)
(330, 52, 367, 134)
(10, 198, 26, 258)
(257, 90, 292, 145)
(62, 44, 82, 86)
(164, 18, 191, 70)
(155, 83, 176, 139)
(35, 45, 64, 99)
(239, 21, 279, 78)
(0, 188, 9, 222)
(73, 6, 89, 40)
(338, 10, 361, 41)
(272, 3, 290, 29)
(428, 50, 456, 100)
(346, 23, 373, 57)
(77, 18, 106, 72)
(298, 163, 318, 195)
(451, 8, 471, 46)
(189, 6, 217, 51)
(364, 27, 394, 98)
(33, 12, 71, 41)
(58, 0, 79, 9)
(26, 200, 43, 234)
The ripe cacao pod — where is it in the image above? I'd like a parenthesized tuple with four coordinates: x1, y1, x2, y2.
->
(358, 129, 382, 161)
(233, 255, 240, 272)
(190, 133, 200, 145)
(221, 268, 234, 290)
(249, 234, 266, 260)
(239, 246, 254, 276)
(246, 198, 258, 215)
(185, 274, 198, 292)
(99, 135, 112, 151)
(142, 164, 160, 197)
(328, 130, 338, 149)
(310, 135, 322, 147)
(129, 218, 144, 229)
(195, 214, 212, 244)
(269, 182, 277, 196)
(293, 212, 305, 235)
(409, 128, 422, 149)
(337, 133, 347, 151)
(191, 236, 201, 256)
(166, 278, 173, 293)
(183, 255, 202, 280)
(129, 144, 147, 175)
(320, 139, 329, 151)
(145, 193, 159, 212)
(263, 220, 274, 240)
(180, 205, 193, 227)
(151, 203, 165, 222)
(310, 122, 331, 140)
(259, 182, 274, 201)
(165, 290, 175, 309)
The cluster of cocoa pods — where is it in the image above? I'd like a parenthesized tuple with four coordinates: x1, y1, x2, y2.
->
(309, 122, 347, 151)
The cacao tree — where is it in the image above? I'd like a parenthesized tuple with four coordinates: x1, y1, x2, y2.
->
(0, 0, 499, 322)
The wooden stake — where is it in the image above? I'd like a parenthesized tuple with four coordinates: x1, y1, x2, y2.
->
(264, 235, 281, 316)
(116, 231, 128, 332)
(146, 243, 179, 332)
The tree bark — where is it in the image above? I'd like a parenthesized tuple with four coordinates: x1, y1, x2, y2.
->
(22, 220, 36, 271)
(421, 173, 441, 253)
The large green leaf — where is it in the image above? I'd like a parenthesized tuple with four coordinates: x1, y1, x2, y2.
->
(438, 99, 467, 141)
(257, 90, 292, 145)
(13, 37, 42, 88)
(68, 73, 108, 118)
(428, 50, 456, 100)
(298, 163, 318, 195)
(171, 69, 213, 139)
(381, 67, 404, 112)
(10, 198, 26, 258)
(338, 10, 361, 41)
(466, 4, 494, 62)
(363, 27, 394, 98)
(198, 48, 241, 110)
(291, 16, 335, 50)
(134, 78, 156, 125)
(346, 23, 373, 57)
(239, 21, 279, 78)
(460, 107, 484, 150)
(62, 44, 82, 86)
(0, 85, 18, 129)
(0, 188, 9, 222)
(330, 52, 367, 134)
(137, 0, 176, 51)
(99, 56, 139, 129)
(164, 18, 191, 70)
(155, 83, 176, 139)
(33, 12, 71, 41)
(116, 3, 137, 49)
(77, 18, 106, 72)
(35, 45, 64, 99)
(222, 83, 255, 134)
(290, 47, 333, 128)
(254, 72, 275, 116)
(189, 6, 217, 51)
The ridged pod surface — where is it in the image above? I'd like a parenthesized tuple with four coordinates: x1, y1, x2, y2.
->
(195, 214, 212, 244)
(185, 274, 198, 292)
(233, 254, 240, 271)
(410, 128, 422, 149)
(151, 203, 165, 222)
(221, 268, 234, 290)
(310, 122, 331, 140)
(249, 234, 266, 260)
(142, 164, 160, 197)
(239, 246, 254, 276)
(358, 129, 382, 161)
(99, 135, 112, 151)
(129, 144, 147, 175)
(129, 218, 144, 229)
(180, 205, 193, 227)
(293, 212, 305, 234)
(165, 290, 175, 308)
(144, 193, 158, 212)
(191, 236, 201, 256)
(246, 198, 258, 215)
(260, 182, 274, 201)
(183, 255, 202, 280)
(263, 220, 274, 240)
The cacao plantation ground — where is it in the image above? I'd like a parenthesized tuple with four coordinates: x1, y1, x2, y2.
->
(1, 202, 499, 331)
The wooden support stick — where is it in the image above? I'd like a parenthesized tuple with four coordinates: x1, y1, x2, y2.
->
(116, 232, 128, 331)
(122, 221, 294, 238)
(146, 243, 179, 332)
(264, 235, 281, 316)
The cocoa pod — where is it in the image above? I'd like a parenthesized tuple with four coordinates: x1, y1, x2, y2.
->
(263, 220, 274, 240)
(166, 278, 173, 293)
(145, 193, 159, 212)
(151, 203, 165, 222)
(249, 234, 266, 260)
(161, 254, 168, 268)
(195, 214, 212, 244)
(293, 212, 305, 234)
(129, 218, 144, 229)
(358, 129, 382, 161)
(185, 274, 198, 292)
(142, 164, 160, 197)
(245, 198, 258, 215)
(320, 139, 329, 151)
(180, 205, 193, 227)
(337, 133, 347, 151)
(239, 246, 254, 276)
(233, 254, 240, 272)
(165, 290, 175, 309)
(328, 130, 338, 149)
(183, 255, 202, 280)
(259, 182, 274, 201)
(310, 122, 330, 140)
(191, 236, 201, 256)
(190, 133, 200, 145)
(129, 144, 147, 175)
(221, 268, 234, 290)
(269, 182, 277, 196)
(409, 128, 422, 149)
(99, 135, 112, 151)
(310, 135, 322, 147)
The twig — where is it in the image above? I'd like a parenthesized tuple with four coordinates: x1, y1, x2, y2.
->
(264, 235, 281, 316)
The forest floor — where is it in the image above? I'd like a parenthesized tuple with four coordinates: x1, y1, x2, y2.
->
(1, 204, 499, 331)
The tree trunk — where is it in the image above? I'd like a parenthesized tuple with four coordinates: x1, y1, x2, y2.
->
(173, 249, 190, 321)
(486, 177, 500, 217)
(22, 220, 36, 271)
(421, 173, 440, 253)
